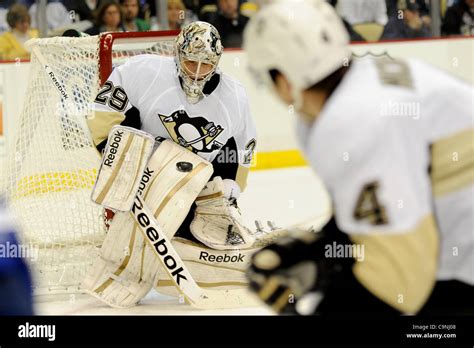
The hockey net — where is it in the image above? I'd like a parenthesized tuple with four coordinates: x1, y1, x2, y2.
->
(2, 31, 178, 296)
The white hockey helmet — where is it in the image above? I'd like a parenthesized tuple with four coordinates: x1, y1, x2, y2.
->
(175, 21, 224, 104)
(243, 0, 351, 107)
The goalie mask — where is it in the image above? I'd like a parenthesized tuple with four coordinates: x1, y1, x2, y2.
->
(175, 21, 224, 104)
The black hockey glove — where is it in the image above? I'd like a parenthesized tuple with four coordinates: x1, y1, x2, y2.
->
(247, 221, 355, 315)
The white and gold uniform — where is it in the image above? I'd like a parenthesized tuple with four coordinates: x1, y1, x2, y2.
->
(297, 58, 473, 313)
(88, 54, 257, 191)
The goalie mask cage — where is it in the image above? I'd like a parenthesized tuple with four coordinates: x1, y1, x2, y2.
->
(2, 31, 179, 296)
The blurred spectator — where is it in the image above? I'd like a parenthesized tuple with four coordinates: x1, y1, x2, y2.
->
(120, 0, 150, 31)
(0, 0, 16, 9)
(0, 7, 8, 33)
(344, 21, 367, 42)
(64, 0, 101, 22)
(0, 4, 38, 61)
(167, 0, 186, 30)
(29, 0, 72, 32)
(240, 1, 259, 18)
(140, 0, 156, 23)
(171, 0, 185, 29)
(198, 0, 216, 14)
(184, 0, 203, 15)
(0, 0, 15, 34)
(85, 0, 125, 35)
(337, 0, 388, 26)
(170, 0, 213, 19)
(16, 1, 36, 8)
(386, 0, 431, 28)
(442, 0, 474, 35)
(386, 0, 430, 17)
(382, 0, 431, 39)
(197, 0, 218, 19)
(202, 0, 249, 48)
(327, 1, 365, 42)
(148, 0, 197, 30)
(167, 0, 197, 29)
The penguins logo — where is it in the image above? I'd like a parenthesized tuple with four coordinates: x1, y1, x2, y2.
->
(159, 110, 224, 153)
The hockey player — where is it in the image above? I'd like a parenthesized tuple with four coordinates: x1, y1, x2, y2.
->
(84, 22, 260, 306)
(243, 0, 473, 315)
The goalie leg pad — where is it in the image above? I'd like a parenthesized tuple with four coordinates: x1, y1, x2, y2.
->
(141, 140, 213, 239)
(83, 140, 213, 307)
(82, 211, 160, 308)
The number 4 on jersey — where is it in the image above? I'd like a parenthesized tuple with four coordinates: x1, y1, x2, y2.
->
(353, 182, 388, 225)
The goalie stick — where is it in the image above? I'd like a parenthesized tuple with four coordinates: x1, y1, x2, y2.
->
(130, 193, 261, 309)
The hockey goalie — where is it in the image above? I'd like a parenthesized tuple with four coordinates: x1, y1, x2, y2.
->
(82, 22, 279, 308)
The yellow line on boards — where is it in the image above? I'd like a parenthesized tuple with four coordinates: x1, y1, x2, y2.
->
(251, 150, 307, 171)
(11, 150, 307, 197)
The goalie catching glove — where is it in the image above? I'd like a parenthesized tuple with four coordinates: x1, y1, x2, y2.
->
(190, 176, 256, 250)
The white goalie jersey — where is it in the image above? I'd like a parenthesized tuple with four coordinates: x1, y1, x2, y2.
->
(89, 54, 257, 190)
(297, 57, 473, 312)
(83, 54, 261, 309)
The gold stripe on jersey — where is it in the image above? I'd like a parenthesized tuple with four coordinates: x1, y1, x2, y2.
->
(87, 110, 125, 147)
(431, 128, 474, 197)
(236, 165, 250, 192)
(350, 215, 438, 314)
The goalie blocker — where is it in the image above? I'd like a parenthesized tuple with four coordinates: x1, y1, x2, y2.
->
(91, 125, 155, 212)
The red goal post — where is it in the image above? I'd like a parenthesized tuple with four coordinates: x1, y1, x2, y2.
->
(98, 30, 180, 85)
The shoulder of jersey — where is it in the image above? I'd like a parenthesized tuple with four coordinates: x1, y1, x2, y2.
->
(218, 72, 248, 99)
(314, 60, 398, 142)
(121, 55, 177, 86)
(334, 58, 418, 106)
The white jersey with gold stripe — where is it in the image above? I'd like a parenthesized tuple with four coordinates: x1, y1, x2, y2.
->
(89, 54, 257, 190)
(297, 57, 473, 288)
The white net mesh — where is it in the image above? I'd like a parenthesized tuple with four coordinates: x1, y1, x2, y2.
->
(2, 32, 176, 295)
